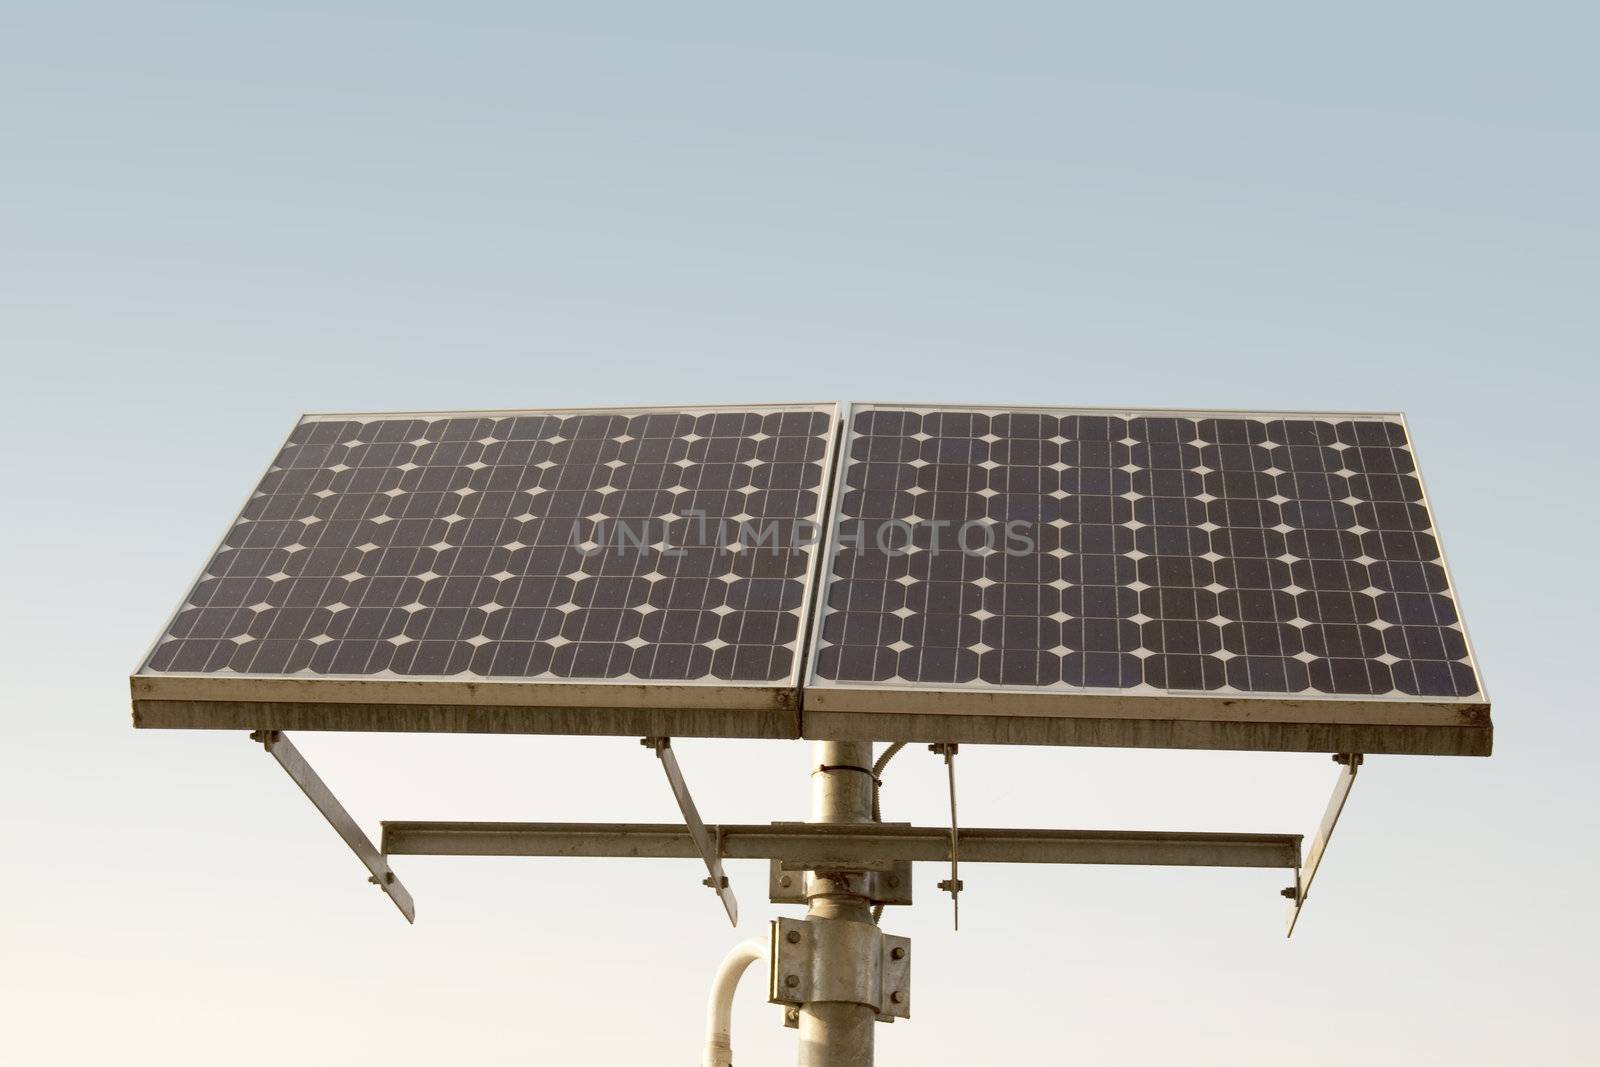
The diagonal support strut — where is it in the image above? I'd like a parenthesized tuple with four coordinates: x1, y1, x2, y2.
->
(928, 743, 962, 930)
(1284, 753, 1362, 937)
(643, 737, 739, 926)
(250, 730, 414, 923)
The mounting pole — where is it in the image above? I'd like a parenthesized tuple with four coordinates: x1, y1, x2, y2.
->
(800, 740, 877, 1066)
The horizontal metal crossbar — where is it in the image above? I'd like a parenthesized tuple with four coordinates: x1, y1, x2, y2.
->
(380, 821, 1301, 871)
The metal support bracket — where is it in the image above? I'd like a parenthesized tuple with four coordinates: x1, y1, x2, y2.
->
(768, 916, 911, 1020)
(642, 737, 738, 926)
(1284, 753, 1363, 937)
(249, 730, 414, 924)
(929, 742, 962, 929)
(768, 859, 913, 907)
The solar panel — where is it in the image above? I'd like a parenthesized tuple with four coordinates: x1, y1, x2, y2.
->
(803, 405, 1490, 756)
(132, 404, 840, 738)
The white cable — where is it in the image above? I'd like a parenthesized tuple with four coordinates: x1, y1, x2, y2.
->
(703, 938, 768, 1067)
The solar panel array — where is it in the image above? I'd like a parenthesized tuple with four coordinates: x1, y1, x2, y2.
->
(133, 401, 1487, 751)
(809, 405, 1481, 704)
(141, 405, 837, 688)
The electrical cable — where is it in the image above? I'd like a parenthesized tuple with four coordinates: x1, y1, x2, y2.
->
(869, 741, 907, 920)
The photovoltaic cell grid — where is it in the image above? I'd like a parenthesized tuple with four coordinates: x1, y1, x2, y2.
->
(811, 405, 1482, 702)
(140, 405, 837, 687)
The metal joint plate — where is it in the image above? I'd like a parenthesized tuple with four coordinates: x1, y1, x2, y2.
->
(768, 861, 913, 906)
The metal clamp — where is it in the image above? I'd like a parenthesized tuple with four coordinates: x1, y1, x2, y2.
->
(768, 860, 913, 907)
(768, 916, 911, 1020)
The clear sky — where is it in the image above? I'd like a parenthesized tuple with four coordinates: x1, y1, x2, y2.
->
(4, 3, 1596, 1064)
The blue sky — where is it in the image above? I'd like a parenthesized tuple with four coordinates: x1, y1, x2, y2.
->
(4, 4, 1596, 1063)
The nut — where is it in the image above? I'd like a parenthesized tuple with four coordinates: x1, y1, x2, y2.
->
(786, 930, 802, 944)
(785, 974, 800, 988)
(891, 946, 906, 960)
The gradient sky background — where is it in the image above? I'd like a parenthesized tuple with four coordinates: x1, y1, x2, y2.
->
(4, 3, 1596, 1063)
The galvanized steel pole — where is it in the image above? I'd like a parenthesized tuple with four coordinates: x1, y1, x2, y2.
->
(800, 740, 878, 1066)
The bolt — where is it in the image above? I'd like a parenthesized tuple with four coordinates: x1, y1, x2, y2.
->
(785, 974, 799, 988)
(886, 875, 901, 888)
(891, 946, 906, 960)
(786, 930, 802, 944)
(779, 874, 793, 889)
(890, 991, 905, 1005)
(1281, 887, 1298, 900)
